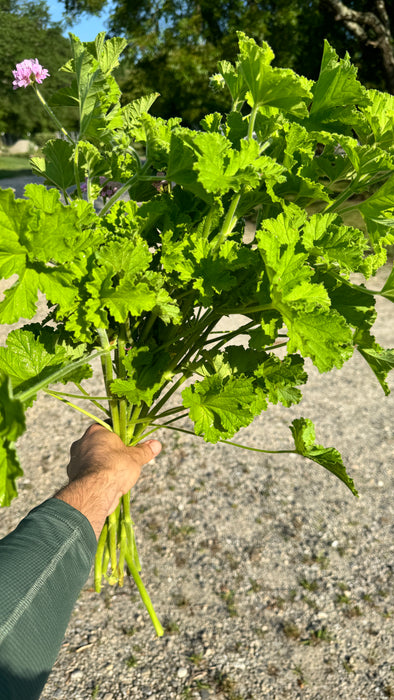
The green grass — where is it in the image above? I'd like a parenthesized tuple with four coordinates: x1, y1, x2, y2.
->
(0, 155, 32, 179)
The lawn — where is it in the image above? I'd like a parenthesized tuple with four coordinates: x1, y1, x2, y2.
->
(0, 155, 32, 179)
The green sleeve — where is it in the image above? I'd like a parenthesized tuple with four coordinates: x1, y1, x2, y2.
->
(0, 498, 97, 700)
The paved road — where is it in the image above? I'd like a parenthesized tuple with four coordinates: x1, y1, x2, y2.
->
(0, 173, 42, 198)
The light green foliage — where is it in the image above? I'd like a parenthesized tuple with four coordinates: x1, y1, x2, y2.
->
(1, 31, 394, 625)
(291, 418, 358, 496)
(0, 376, 25, 506)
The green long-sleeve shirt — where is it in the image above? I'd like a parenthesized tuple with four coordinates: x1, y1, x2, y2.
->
(0, 498, 97, 700)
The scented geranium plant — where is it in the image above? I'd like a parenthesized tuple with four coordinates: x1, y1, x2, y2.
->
(1, 33, 394, 634)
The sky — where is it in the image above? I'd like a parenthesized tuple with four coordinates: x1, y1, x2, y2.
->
(46, 0, 113, 42)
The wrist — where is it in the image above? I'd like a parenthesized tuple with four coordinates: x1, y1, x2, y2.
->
(54, 473, 121, 540)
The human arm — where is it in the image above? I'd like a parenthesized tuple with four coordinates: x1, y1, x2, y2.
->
(0, 426, 161, 700)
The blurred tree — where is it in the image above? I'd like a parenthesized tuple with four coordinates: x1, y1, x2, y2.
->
(0, 1, 77, 139)
(323, 0, 394, 92)
(62, 0, 394, 125)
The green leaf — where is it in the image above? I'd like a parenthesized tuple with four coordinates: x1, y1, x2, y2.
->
(0, 188, 35, 252)
(0, 233, 27, 279)
(192, 133, 263, 194)
(220, 346, 307, 407)
(182, 375, 264, 443)
(55, 34, 123, 143)
(0, 269, 40, 324)
(226, 111, 248, 148)
(354, 329, 394, 395)
(340, 140, 394, 181)
(290, 418, 358, 496)
(303, 213, 368, 274)
(381, 264, 394, 301)
(210, 59, 247, 108)
(200, 112, 222, 133)
(273, 172, 330, 208)
(0, 327, 91, 395)
(92, 275, 157, 323)
(319, 274, 376, 330)
(95, 237, 152, 277)
(23, 185, 98, 264)
(111, 346, 172, 406)
(122, 93, 160, 130)
(30, 139, 75, 191)
(286, 309, 354, 372)
(237, 33, 313, 117)
(0, 373, 25, 505)
(358, 175, 394, 245)
(0, 439, 23, 507)
(309, 41, 368, 126)
(139, 114, 182, 170)
(254, 352, 307, 407)
(256, 208, 331, 312)
(0, 330, 63, 391)
(167, 132, 213, 203)
(91, 33, 127, 74)
(360, 89, 394, 151)
(0, 374, 26, 442)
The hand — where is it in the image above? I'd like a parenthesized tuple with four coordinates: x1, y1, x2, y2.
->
(55, 424, 162, 538)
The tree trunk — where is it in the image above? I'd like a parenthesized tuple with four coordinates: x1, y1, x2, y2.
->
(323, 0, 394, 93)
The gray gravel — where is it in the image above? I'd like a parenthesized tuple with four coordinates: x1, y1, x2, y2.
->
(0, 178, 393, 700)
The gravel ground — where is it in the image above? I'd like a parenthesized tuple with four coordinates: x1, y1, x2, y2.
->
(0, 177, 393, 700)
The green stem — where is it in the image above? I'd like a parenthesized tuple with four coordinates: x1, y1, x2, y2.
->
(47, 388, 111, 401)
(33, 85, 74, 144)
(328, 271, 383, 297)
(107, 510, 118, 583)
(203, 321, 257, 352)
(170, 311, 218, 374)
(139, 312, 157, 344)
(248, 104, 259, 140)
(44, 391, 112, 430)
(102, 544, 110, 581)
(118, 522, 126, 587)
(324, 177, 360, 214)
(215, 192, 242, 249)
(94, 523, 108, 592)
(122, 494, 141, 570)
(220, 303, 274, 315)
(96, 328, 120, 434)
(74, 142, 82, 198)
(99, 161, 151, 217)
(149, 421, 297, 455)
(149, 375, 188, 418)
(74, 382, 110, 412)
(124, 551, 164, 637)
(15, 348, 108, 404)
(115, 333, 128, 442)
(127, 405, 144, 443)
(152, 406, 186, 421)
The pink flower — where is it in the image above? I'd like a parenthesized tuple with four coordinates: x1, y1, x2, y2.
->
(12, 59, 50, 89)
(99, 177, 119, 198)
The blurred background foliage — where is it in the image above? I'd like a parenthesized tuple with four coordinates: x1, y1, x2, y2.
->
(63, 0, 394, 126)
(1, 0, 393, 137)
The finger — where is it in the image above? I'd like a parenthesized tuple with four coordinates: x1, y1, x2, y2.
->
(128, 440, 162, 466)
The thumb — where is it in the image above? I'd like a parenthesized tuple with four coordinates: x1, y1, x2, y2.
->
(129, 439, 162, 465)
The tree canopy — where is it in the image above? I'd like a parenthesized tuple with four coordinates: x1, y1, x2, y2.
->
(58, 1, 394, 125)
(0, 1, 77, 138)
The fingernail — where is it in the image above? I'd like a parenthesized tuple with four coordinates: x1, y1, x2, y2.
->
(145, 439, 162, 456)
